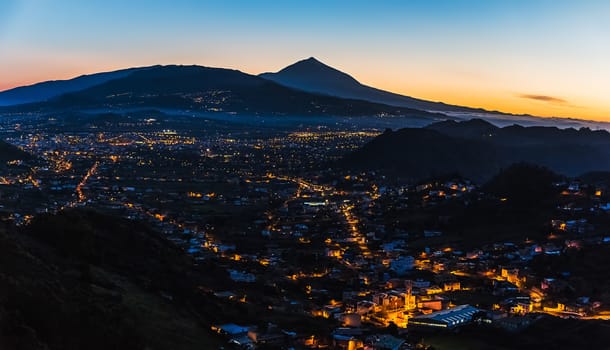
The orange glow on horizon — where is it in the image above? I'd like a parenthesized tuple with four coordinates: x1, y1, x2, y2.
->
(355, 73, 610, 122)
(2, 1, 609, 122)
(2, 60, 609, 122)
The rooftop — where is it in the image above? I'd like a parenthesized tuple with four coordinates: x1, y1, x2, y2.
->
(411, 304, 480, 328)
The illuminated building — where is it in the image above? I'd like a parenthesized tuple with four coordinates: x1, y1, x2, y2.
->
(409, 305, 480, 329)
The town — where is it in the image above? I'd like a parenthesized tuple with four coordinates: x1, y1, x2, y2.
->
(1, 112, 610, 349)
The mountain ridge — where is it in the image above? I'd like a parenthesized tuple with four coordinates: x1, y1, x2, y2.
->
(260, 57, 494, 114)
(260, 57, 610, 130)
(342, 119, 610, 181)
(2, 58, 610, 130)
(1, 65, 444, 119)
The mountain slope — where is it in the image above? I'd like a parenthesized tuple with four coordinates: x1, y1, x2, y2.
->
(14, 65, 446, 118)
(426, 118, 610, 146)
(261, 58, 610, 130)
(0, 209, 234, 350)
(342, 128, 503, 181)
(260, 57, 484, 113)
(0, 67, 153, 106)
(343, 119, 610, 181)
(0, 139, 31, 162)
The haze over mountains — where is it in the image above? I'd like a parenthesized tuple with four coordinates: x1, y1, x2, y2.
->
(1, 57, 609, 130)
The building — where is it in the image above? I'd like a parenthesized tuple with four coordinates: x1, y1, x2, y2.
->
(409, 305, 480, 329)
(417, 295, 445, 311)
(442, 281, 461, 292)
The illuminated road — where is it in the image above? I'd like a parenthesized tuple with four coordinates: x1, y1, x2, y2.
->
(75, 161, 99, 202)
(268, 173, 374, 265)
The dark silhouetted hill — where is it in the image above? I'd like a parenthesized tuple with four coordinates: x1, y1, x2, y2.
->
(0, 209, 235, 350)
(576, 171, 610, 186)
(425, 118, 499, 138)
(0, 140, 31, 162)
(483, 163, 561, 206)
(343, 119, 610, 181)
(342, 128, 503, 181)
(427, 118, 610, 146)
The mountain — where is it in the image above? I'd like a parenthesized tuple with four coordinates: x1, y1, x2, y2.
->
(342, 119, 610, 181)
(0, 67, 152, 106)
(260, 57, 490, 113)
(426, 118, 610, 146)
(261, 58, 610, 130)
(5, 65, 444, 119)
(0, 139, 31, 163)
(0, 209, 230, 349)
(483, 163, 561, 205)
(424, 118, 499, 139)
(5, 58, 609, 130)
(342, 127, 503, 181)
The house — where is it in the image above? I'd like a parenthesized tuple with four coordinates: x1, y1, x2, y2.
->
(409, 304, 480, 329)
(420, 285, 443, 295)
(443, 281, 461, 292)
(417, 295, 445, 311)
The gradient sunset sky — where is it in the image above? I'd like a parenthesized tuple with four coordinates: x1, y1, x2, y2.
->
(1, 0, 609, 120)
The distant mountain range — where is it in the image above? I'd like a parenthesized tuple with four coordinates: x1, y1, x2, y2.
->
(0, 65, 441, 119)
(342, 119, 610, 181)
(1, 58, 609, 129)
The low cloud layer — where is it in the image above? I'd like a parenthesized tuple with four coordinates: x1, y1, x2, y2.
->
(519, 94, 567, 104)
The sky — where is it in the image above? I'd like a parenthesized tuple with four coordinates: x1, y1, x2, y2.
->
(1, 0, 609, 120)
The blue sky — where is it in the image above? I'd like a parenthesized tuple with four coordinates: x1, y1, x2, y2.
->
(1, 0, 609, 119)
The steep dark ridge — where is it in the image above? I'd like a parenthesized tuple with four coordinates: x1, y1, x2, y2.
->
(426, 118, 610, 146)
(343, 119, 610, 181)
(0, 139, 31, 162)
(342, 128, 504, 182)
(425, 118, 499, 138)
(0, 209, 230, 349)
